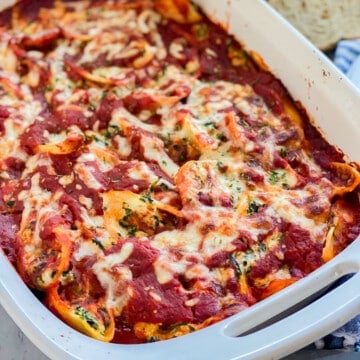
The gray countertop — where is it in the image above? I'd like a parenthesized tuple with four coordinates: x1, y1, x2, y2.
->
(0, 303, 49, 360)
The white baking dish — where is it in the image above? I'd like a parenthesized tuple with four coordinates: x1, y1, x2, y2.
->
(0, 0, 359, 359)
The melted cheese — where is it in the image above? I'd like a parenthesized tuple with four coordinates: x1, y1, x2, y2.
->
(153, 253, 190, 284)
(18, 173, 53, 244)
(140, 134, 179, 177)
(92, 242, 134, 312)
(0, 39, 18, 74)
(152, 223, 203, 253)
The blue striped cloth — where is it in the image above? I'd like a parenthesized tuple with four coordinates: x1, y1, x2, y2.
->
(314, 40, 360, 352)
(315, 275, 360, 352)
(334, 39, 360, 88)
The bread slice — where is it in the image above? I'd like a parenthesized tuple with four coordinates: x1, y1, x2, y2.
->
(268, 0, 360, 50)
(0, 0, 16, 12)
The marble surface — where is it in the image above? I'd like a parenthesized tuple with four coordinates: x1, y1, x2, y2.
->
(0, 303, 49, 360)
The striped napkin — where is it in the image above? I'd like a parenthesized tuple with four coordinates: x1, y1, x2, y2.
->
(314, 39, 360, 352)
(334, 39, 360, 88)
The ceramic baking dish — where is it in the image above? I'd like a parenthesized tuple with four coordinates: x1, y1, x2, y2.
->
(0, 0, 359, 359)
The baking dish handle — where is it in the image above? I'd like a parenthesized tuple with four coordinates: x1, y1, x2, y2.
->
(214, 269, 360, 359)
(208, 239, 360, 360)
(0, 250, 359, 360)
(144, 241, 360, 360)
